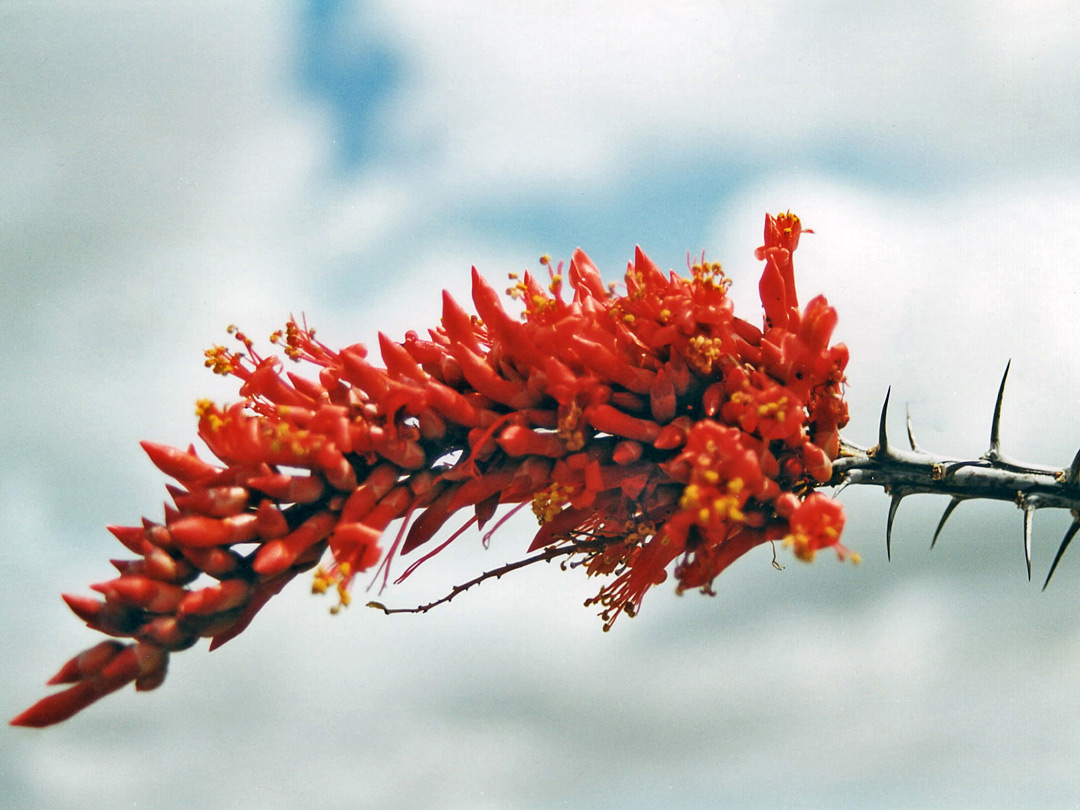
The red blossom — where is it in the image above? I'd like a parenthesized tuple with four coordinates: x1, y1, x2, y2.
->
(12, 211, 853, 727)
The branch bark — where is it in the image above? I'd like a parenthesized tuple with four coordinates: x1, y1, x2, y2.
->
(828, 369, 1080, 588)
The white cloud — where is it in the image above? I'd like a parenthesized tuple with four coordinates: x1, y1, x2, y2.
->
(0, 5, 334, 511)
(351, 0, 1080, 195)
(7, 4, 1080, 809)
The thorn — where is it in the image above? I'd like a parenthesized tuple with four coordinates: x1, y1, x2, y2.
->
(905, 406, 922, 452)
(1022, 505, 1033, 581)
(941, 459, 986, 478)
(930, 497, 964, 549)
(1067, 447, 1080, 488)
(877, 387, 892, 456)
(988, 360, 1011, 459)
(832, 475, 853, 498)
(886, 490, 904, 561)
(1043, 518, 1080, 591)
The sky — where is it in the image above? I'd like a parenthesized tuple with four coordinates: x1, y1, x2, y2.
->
(4, 1, 1080, 807)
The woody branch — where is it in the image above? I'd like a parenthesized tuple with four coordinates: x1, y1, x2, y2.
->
(829, 363, 1080, 587)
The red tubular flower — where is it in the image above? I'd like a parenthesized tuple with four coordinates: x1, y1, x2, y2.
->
(12, 211, 852, 727)
(782, 492, 856, 563)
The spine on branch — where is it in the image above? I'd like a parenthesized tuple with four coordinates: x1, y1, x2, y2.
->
(829, 363, 1080, 587)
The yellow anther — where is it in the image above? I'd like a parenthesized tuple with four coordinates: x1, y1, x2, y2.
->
(679, 484, 702, 510)
(557, 401, 585, 451)
(690, 260, 731, 292)
(312, 565, 335, 595)
(685, 333, 725, 374)
(531, 482, 575, 524)
(313, 562, 354, 614)
(203, 345, 239, 375)
(506, 280, 528, 300)
(783, 531, 818, 563)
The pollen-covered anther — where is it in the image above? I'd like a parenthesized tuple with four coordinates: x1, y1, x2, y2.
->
(680, 479, 746, 526)
(531, 482, 575, 524)
(623, 520, 656, 545)
(685, 334, 725, 375)
(557, 401, 586, 451)
(312, 561, 355, 615)
(204, 345, 239, 375)
(505, 274, 528, 301)
(690, 260, 731, 292)
(758, 397, 787, 418)
(783, 529, 824, 562)
(332, 580, 352, 615)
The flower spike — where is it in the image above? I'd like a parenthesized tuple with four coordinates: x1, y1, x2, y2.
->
(14, 212, 860, 727)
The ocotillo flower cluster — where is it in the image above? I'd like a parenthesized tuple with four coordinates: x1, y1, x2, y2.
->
(12, 212, 856, 728)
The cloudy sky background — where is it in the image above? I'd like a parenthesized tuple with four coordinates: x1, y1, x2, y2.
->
(5, 2, 1080, 807)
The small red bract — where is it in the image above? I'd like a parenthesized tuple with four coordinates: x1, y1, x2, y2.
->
(12, 212, 854, 727)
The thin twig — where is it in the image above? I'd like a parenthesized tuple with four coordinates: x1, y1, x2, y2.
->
(367, 536, 614, 615)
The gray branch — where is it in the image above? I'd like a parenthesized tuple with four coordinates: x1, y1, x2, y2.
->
(827, 364, 1080, 588)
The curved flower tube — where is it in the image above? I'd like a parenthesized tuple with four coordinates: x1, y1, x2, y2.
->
(12, 212, 857, 727)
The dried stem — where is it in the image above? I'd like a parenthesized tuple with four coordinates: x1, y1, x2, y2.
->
(367, 536, 613, 616)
